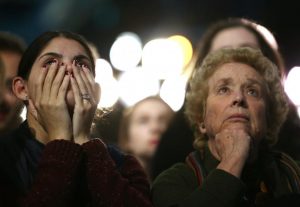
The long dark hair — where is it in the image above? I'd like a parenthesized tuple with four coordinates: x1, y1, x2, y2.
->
(192, 18, 285, 79)
(18, 31, 95, 79)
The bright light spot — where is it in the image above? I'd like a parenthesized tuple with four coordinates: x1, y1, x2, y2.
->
(256, 24, 278, 50)
(168, 35, 193, 67)
(298, 106, 300, 118)
(118, 67, 160, 106)
(109, 32, 143, 71)
(160, 75, 187, 111)
(21, 107, 27, 121)
(95, 59, 118, 108)
(98, 77, 119, 108)
(142, 38, 184, 80)
(95, 59, 113, 82)
(285, 66, 300, 106)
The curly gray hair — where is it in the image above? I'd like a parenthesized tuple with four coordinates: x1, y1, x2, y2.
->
(185, 47, 288, 151)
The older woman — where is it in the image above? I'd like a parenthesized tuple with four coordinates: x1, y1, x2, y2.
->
(151, 47, 300, 207)
(0, 31, 152, 207)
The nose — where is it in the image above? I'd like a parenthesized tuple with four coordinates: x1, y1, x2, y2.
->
(232, 91, 247, 107)
(61, 60, 74, 75)
(151, 119, 167, 136)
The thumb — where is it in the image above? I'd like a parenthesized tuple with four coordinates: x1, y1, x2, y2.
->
(28, 99, 38, 120)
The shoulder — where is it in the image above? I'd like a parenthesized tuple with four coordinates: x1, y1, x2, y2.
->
(152, 162, 197, 190)
(151, 163, 197, 207)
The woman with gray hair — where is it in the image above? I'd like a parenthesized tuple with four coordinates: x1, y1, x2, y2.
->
(151, 47, 300, 207)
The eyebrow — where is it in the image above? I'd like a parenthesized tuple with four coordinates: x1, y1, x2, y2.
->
(38, 52, 91, 62)
(215, 78, 232, 85)
(74, 54, 91, 62)
(215, 77, 264, 86)
(38, 52, 63, 61)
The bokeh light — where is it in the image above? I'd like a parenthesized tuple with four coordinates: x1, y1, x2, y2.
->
(109, 32, 143, 71)
(98, 77, 119, 108)
(160, 75, 187, 111)
(285, 66, 300, 106)
(95, 59, 119, 107)
(118, 67, 160, 106)
(142, 38, 184, 80)
(168, 35, 193, 67)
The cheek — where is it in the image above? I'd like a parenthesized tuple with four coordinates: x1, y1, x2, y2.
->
(252, 103, 267, 128)
(204, 102, 222, 128)
(128, 124, 148, 145)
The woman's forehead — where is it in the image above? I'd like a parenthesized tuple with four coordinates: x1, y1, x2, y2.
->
(208, 62, 263, 84)
(39, 37, 88, 58)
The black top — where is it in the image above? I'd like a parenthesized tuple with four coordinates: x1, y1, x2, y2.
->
(0, 121, 44, 194)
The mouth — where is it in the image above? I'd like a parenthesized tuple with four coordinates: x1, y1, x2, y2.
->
(149, 139, 160, 146)
(226, 114, 249, 122)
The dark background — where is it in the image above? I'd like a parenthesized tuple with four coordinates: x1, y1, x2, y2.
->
(1, 0, 299, 143)
(1, 0, 299, 71)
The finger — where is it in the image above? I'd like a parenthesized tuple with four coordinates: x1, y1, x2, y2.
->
(94, 82, 101, 103)
(80, 67, 97, 104)
(70, 75, 83, 107)
(28, 99, 38, 120)
(34, 64, 49, 105)
(82, 66, 99, 103)
(57, 73, 70, 101)
(72, 61, 88, 96)
(50, 64, 67, 99)
(42, 60, 59, 102)
(81, 67, 93, 96)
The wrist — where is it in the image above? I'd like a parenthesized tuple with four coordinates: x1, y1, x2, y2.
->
(74, 136, 90, 145)
(217, 156, 246, 178)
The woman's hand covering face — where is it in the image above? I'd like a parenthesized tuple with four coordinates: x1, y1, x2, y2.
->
(70, 60, 100, 144)
(29, 60, 72, 141)
(26, 37, 100, 144)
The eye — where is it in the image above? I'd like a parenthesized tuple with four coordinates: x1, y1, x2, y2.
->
(217, 86, 230, 95)
(247, 88, 259, 97)
(75, 59, 90, 69)
(137, 116, 149, 125)
(43, 58, 57, 67)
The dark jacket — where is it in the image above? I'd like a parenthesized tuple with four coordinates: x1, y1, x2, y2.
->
(0, 121, 153, 207)
(151, 146, 300, 207)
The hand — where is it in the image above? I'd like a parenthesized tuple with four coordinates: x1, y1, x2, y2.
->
(29, 61, 72, 143)
(209, 125, 251, 177)
(71, 62, 100, 145)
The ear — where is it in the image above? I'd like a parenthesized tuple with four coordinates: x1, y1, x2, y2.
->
(198, 122, 206, 134)
(12, 76, 28, 101)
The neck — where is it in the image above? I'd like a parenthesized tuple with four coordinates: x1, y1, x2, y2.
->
(27, 112, 49, 144)
(136, 155, 152, 181)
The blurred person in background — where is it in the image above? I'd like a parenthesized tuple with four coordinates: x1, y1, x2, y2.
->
(151, 17, 300, 180)
(118, 96, 174, 181)
(0, 31, 153, 207)
(0, 32, 26, 136)
(0, 57, 4, 102)
(152, 47, 300, 207)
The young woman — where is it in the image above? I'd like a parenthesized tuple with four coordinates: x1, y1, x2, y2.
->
(118, 96, 174, 181)
(0, 31, 153, 207)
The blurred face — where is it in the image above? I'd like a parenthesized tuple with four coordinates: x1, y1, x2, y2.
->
(0, 51, 24, 134)
(27, 37, 93, 111)
(127, 99, 173, 158)
(210, 27, 259, 52)
(203, 62, 267, 146)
